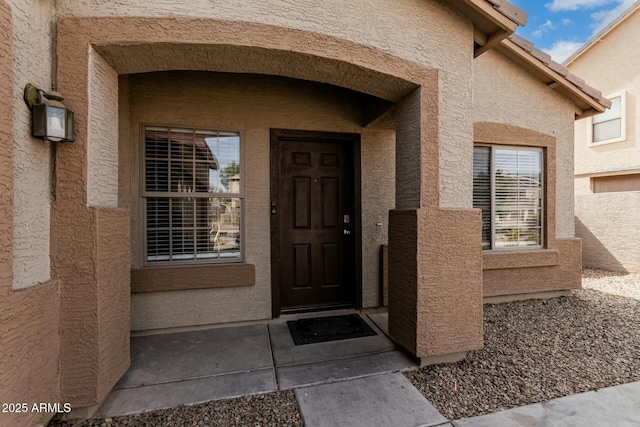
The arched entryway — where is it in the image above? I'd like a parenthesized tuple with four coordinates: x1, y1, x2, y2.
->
(52, 16, 482, 407)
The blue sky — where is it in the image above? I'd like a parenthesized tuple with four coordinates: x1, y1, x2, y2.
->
(512, 0, 637, 62)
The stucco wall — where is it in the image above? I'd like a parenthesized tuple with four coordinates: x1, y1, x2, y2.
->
(474, 49, 577, 238)
(361, 129, 395, 307)
(124, 72, 394, 330)
(8, 0, 55, 288)
(389, 207, 484, 358)
(52, 33, 131, 407)
(576, 193, 640, 272)
(53, 0, 484, 367)
(55, 0, 474, 210)
(473, 58, 584, 297)
(0, 3, 61, 426)
(568, 9, 640, 273)
(88, 47, 119, 207)
(483, 238, 582, 296)
(96, 207, 131, 401)
(570, 8, 639, 177)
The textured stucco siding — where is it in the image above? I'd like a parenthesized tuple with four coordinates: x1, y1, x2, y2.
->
(575, 176, 591, 193)
(361, 129, 395, 308)
(0, 280, 61, 427)
(96, 207, 131, 400)
(0, 3, 61, 426)
(52, 30, 131, 407)
(571, 9, 640, 177)
(483, 238, 582, 296)
(55, 0, 474, 210)
(125, 72, 392, 330)
(416, 208, 483, 356)
(389, 208, 484, 357)
(56, 207, 131, 406)
(569, 9, 639, 274)
(88, 48, 119, 207)
(395, 88, 424, 210)
(53, 0, 482, 370)
(8, 0, 55, 288)
(474, 49, 577, 238)
(576, 193, 640, 272)
(0, 2, 11, 285)
(389, 85, 483, 359)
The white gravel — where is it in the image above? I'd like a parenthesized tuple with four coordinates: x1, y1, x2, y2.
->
(405, 269, 640, 420)
(582, 268, 640, 300)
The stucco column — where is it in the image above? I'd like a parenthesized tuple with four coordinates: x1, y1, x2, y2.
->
(52, 30, 130, 407)
(388, 87, 484, 361)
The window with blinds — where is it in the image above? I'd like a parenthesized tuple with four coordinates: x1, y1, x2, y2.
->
(473, 145, 543, 250)
(593, 95, 622, 143)
(473, 146, 491, 249)
(143, 126, 242, 264)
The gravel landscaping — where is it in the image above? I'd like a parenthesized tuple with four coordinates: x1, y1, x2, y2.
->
(48, 391, 303, 427)
(49, 269, 640, 426)
(583, 268, 640, 300)
(405, 268, 640, 420)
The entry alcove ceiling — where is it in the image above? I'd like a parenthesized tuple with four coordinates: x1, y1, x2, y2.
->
(93, 43, 420, 104)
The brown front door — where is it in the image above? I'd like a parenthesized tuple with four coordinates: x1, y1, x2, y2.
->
(271, 130, 358, 314)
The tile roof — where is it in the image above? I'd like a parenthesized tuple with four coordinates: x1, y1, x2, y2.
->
(474, 0, 611, 113)
(506, 34, 611, 110)
(484, 0, 527, 26)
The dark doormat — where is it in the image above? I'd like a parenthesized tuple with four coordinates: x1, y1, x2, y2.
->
(287, 314, 377, 346)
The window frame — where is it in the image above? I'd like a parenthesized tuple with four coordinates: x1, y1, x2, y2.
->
(474, 144, 545, 251)
(589, 91, 626, 146)
(140, 124, 245, 267)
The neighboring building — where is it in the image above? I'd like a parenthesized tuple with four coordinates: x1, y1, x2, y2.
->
(0, 0, 608, 425)
(568, 2, 640, 272)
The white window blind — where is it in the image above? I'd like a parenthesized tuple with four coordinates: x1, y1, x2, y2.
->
(473, 146, 543, 250)
(143, 126, 242, 264)
(593, 96, 622, 143)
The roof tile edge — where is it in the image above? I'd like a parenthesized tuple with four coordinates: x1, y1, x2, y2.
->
(485, 0, 528, 26)
(505, 35, 612, 110)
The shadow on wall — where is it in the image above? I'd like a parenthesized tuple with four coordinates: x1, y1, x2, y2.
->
(576, 217, 628, 273)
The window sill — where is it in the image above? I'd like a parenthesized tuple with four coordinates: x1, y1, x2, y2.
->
(482, 249, 559, 270)
(131, 264, 255, 293)
(589, 137, 627, 147)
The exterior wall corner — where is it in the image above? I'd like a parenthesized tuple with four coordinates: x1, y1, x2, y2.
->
(1, 3, 62, 426)
(388, 208, 484, 359)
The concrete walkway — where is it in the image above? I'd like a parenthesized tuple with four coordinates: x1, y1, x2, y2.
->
(453, 380, 640, 427)
(94, 311, 435, 425)
(93, 312, 640, 426)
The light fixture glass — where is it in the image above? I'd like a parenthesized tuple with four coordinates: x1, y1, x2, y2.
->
(46, 105, 66, 141)
(24, 83, 74, 143)
(31, 104, 74, 142)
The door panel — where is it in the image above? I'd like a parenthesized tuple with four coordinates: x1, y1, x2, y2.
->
(293, 177, 311, 228)
(274, 135, 355, 311)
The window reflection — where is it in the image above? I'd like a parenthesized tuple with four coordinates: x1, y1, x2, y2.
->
(144, 127, 242, 263)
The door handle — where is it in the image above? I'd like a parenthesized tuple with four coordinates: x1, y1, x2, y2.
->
(343, 230, 351, 235)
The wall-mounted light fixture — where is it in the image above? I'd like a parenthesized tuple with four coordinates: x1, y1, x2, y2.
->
(23, 83, 74, 142)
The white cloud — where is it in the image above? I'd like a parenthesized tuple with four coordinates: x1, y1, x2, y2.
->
(590, 0, 637, 33)
(539, 0, 637, 63)
(542, 40, 584, 62)
(532, 20, 556, 37)
(546, 0, 616, 12)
